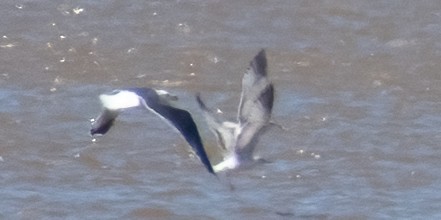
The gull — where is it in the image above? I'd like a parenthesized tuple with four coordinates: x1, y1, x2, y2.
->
(90, 87, 215, 175)
(196, 49, 274, 172)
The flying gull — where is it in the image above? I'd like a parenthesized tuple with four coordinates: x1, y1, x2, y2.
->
(196, 49, 274, 172)
(90, 87, 215, 175)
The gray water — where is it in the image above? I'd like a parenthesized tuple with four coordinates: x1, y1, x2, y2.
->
(1, 0, 441, 219)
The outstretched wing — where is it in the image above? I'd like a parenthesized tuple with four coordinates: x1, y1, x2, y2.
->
(236, 50, 274, 152)
(90, 88, 215, 175)
(238, 49, 273, 124)
(142, 98, 215, 175)
(236, 83, 273, 154)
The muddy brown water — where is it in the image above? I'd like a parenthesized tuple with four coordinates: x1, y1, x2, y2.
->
(1, 1, 441, 219)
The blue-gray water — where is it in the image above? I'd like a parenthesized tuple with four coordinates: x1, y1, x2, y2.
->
(1, 0, 441, 219)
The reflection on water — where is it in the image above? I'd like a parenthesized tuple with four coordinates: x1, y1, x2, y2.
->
(1, 0, 441, 219)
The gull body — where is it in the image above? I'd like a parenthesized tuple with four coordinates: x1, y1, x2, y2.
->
(91, 88, 215, 175)
(196, 49, 274, 172)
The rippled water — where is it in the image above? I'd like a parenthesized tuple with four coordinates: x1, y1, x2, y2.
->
(1, 0, 441, 219)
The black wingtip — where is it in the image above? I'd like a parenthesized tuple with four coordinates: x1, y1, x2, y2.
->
(90, 119, 114, 136)
(90, 110, 118, 136)
(251, 49, 267, 77)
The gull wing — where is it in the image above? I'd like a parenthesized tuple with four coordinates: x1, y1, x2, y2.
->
(132, 88, 216, 175)
(90, 88, 215, 175)
(236, 83, 273, 154)
(90, 109, 119, 135)
(146, 103, 215, 175)
(90, 90, 142, 135)
(235, 50, 274, 152)
(196, 94, 236, 152)
(238, 49, 273, 124)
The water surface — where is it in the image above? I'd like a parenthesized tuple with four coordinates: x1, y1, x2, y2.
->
(1, 0, 441, 219)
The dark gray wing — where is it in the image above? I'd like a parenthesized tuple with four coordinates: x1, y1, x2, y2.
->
(149, 101, 215, 175)
(237, 49, 273, 124)
(132, 88, 215, 175)
(90, 109, 119, 135)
